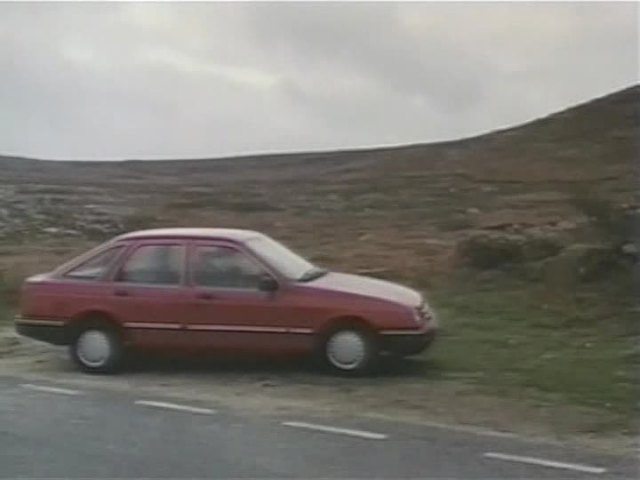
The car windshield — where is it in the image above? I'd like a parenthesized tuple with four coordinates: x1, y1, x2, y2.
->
(246, 235, 317, 281)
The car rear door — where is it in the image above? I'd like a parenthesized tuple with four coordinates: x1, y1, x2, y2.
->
(107, 240, 190, 349)
(184, 241, 311, 354)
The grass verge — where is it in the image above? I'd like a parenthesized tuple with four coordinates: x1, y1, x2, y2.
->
(0, 302, 14, 325)
(425, 271, 638, 434)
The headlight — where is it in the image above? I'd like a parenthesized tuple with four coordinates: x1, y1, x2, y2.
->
(414, 301, 437, 326)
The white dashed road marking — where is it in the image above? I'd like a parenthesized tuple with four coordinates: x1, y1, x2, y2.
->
(483, 452, 607, 474)
(20, 383, 82, 396)
(134, 400, 216, 415)
(387, 417, 517, 439)
(282, 421, 388, 440)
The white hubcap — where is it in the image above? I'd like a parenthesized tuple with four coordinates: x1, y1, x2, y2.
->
(326, 330, 367, 370)
(76, 330, 111, 367)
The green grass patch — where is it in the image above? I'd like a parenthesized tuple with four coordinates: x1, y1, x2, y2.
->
(0, 276, 19, 314)
(425, 272, 638, 432)
(0, 301, 14, 325)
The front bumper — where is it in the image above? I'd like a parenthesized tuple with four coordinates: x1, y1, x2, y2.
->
(15, 317, 68, 345)
(380, 328, 437, 356)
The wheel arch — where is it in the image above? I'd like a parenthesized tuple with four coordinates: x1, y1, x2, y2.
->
(317, 315, 378, 343)
(66, 310, 125, 342)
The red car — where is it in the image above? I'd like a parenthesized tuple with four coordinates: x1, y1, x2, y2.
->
(15, 229, 437, 374)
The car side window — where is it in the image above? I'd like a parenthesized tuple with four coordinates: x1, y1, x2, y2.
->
(115, 244, 185, 285)
(192, 245, 268, 289)
(63, 246, 124, 281)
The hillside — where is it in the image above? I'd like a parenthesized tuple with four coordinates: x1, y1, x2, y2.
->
(1, 86, 638, 279)
(1, 84, 638, 436)
(1, 84, 638, 232)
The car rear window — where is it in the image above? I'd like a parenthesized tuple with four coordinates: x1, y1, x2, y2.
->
(63, 246, 124, 281)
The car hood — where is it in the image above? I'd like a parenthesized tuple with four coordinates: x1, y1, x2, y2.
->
(306, 272, 421, 307)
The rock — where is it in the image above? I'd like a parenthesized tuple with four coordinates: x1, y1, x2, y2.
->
(466, 207, 481, 215)
(621, 243, 639, 256)
(484, 222, 518, 232)
(555, 220, 577, 230)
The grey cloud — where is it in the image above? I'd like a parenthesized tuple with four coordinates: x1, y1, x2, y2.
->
(0, 2, 637, 160)
(245, 3, 490, 112)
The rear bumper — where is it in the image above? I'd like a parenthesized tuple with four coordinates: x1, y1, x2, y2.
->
(15, 317, 68, 345)
(380, 328, 437, 356)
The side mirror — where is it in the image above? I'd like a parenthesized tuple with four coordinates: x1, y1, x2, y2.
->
(258, 275, 279, 292)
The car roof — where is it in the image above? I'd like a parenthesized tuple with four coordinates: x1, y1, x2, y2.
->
(114, 228, 263, 242)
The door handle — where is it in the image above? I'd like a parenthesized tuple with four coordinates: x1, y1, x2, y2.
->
(114, 289, 130, 297)
(196, 292, 216, 300)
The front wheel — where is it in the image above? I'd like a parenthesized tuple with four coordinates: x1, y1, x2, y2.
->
(70, 325, 124, 374)
(322, 327, 378, 374)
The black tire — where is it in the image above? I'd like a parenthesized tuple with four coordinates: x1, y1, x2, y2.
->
(69, 323, 124, 374)
(320, 326, 378, 375)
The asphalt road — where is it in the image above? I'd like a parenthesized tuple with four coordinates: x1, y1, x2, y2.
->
(0, 376, 636, 479)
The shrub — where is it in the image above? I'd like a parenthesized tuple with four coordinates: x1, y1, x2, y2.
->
(572, 195, 637, 246)
(457, 233, 562, 269)
(457, 233, 523, 269)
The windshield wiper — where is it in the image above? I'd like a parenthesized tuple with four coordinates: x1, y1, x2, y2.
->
(298, 267, 328, 282)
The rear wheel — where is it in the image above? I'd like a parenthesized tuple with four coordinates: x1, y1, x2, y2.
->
(70, 324, 124, 374)
(322, 327, 377, 374)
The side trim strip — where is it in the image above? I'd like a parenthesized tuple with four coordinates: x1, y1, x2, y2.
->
(15, 317, 66, 327)
(288, 327, 314, 334)
(17, 317, 314, 335)
(186, 325, 313, 334)
(379, 329, 428, 336)
(123, 323, 313, 334)
(187, 324, 284, 333)
(124, 322, 182, 330)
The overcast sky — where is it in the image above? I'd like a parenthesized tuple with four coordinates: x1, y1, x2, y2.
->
(0, 1, 637, 160)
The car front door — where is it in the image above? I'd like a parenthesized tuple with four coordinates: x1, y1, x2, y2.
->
(185, 242, 310, 354)
(108, 240, 190, 349)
